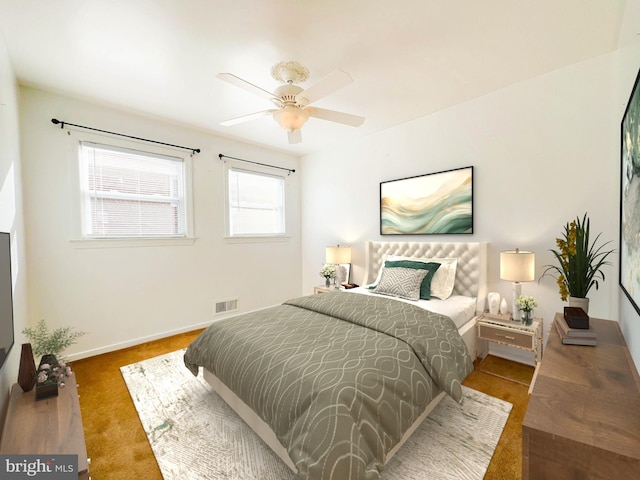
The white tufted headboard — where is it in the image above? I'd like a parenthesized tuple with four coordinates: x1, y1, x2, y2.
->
(363, 241, 489, 313)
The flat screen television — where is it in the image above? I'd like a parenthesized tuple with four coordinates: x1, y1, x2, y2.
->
(0, 232, 14, 370)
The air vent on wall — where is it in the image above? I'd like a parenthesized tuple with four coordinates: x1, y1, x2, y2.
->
(214, 299, 238, 315)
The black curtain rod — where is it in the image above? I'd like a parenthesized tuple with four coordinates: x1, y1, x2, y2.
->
(218, 154, 295, 174)
(51, 118, 201, 155)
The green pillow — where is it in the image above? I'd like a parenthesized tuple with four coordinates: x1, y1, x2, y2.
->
(383, 260, 440, 300)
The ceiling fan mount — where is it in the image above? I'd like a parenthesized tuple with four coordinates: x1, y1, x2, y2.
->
(270, 60, 309, 84)
(217, 61, 364, 144)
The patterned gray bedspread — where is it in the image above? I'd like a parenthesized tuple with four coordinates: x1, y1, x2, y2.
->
(184, 292, 473, 480)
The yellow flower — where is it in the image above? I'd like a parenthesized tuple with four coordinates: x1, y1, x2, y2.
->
(557, 274, 569, 301)
(566, 221, 577, 256)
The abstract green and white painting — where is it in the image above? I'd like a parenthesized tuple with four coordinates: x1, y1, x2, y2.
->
(380, 166, 473, 235)
(621, 67, 640, 317)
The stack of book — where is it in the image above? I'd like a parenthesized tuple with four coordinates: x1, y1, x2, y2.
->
(555, 314, 597, 346)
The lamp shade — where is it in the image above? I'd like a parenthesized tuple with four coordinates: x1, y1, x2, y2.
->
(326, 245, 351, 264)
(500, 249, 535, 282)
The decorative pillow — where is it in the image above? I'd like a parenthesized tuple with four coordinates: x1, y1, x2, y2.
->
(373, 267, 428, 301)
(386, 255, 458, 300)
(383, 260, 440, 300)
(427, 258, 457, 299)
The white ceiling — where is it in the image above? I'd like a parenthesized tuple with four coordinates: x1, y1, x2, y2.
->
(0, 0, 632, 155)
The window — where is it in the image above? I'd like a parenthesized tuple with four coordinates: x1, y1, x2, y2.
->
(227, 167, 285, 236)
(79, 142, 188, 239)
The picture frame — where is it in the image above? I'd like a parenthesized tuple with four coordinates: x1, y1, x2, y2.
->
(380, 166, 473, 235)
(335, 264, 351, 285)
(322, 263, 351, 286)
(620, 67, 640, 317)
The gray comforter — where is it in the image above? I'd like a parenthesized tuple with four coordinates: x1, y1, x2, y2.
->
(184, 292, 473, 480)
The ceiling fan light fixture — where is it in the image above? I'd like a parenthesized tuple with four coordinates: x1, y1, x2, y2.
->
(273, 105, 309, 132)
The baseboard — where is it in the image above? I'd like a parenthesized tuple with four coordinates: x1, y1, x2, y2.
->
(65, 304, 276, 362)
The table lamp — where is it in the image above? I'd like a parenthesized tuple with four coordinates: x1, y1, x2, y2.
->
(326, 245, 352, 287)
(500, 248, 535, 321)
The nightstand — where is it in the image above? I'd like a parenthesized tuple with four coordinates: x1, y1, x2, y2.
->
(477, 315, 544, 393)
(314, 285, 341, 294)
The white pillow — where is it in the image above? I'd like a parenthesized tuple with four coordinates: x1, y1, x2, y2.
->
(386, 255, 458, 300)
(369, 253, 389, 286)
(374, 267, 428, 301)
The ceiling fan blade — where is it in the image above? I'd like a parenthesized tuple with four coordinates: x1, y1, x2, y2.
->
(306, 107, 365, 127)
(296, 69, 353, 105)
(288, 129, 302, 144)
(216, 73, 276, 101)
(220, 110, 277, 126)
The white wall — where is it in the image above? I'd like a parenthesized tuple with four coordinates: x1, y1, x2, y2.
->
(301, 52, 623, 365)
(19, 87, 302, 360)
(0, 36, 29, 426)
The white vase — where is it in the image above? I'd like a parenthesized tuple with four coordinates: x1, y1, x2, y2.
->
(569, 296, 589, 314)
(499, 298, 509, 314)
(487, 292, 501, 315)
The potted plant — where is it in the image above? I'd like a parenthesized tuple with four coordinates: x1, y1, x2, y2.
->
(22, 319, 85, 399)
(515, 295, 537, 325)
(541, 213, 614, 313)
(320, 264, 336, 288)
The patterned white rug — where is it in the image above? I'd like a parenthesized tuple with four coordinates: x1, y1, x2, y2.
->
(121, 350, 512, 480)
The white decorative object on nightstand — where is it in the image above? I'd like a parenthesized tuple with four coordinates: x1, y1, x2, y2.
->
(499, 298, 508, 314)
(487, 292, 500, 314)
(477, 315, 543, 393)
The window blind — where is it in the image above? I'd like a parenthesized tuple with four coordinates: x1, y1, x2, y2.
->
(79, 142, 186, 238)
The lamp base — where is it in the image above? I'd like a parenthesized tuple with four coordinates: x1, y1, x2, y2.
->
(512, 282, 522, 321)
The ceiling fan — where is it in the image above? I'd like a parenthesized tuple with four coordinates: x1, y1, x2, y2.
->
(216, 61, 365, 144)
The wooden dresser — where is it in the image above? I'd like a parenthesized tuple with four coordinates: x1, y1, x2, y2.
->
(0, 373, 89, 479)
(522, 313, 640, 479)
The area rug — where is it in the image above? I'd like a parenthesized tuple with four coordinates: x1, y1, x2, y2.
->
(121, 349, 512, 480)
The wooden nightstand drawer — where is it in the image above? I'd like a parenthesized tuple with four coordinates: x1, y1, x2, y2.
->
(478, 323, 534, 349)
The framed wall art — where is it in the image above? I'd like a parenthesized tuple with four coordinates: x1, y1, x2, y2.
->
(620, 67, 640, 316)
(380, 166, 473, 235)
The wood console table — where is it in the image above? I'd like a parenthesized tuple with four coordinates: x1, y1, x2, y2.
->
(522, 313, 640, 479)
(0, 373, 89, 479)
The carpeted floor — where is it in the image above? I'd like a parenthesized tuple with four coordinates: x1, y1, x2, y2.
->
(72, 331, 533, 480)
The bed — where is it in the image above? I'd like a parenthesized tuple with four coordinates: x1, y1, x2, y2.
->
(184, 241, 488, 480)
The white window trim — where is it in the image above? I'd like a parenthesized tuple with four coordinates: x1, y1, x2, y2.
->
(68, 130, 196, 248)
(223, 159, 289, 242)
